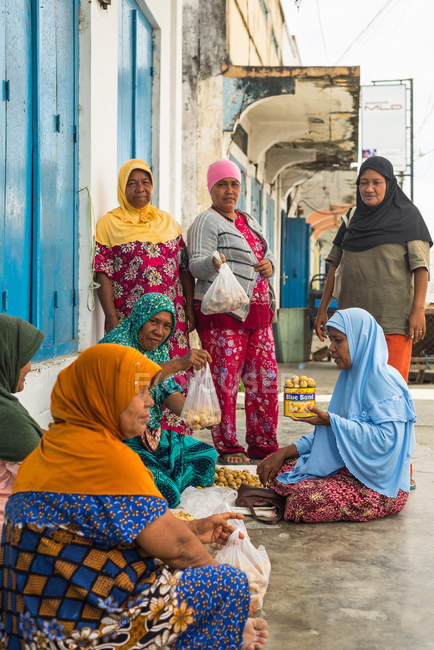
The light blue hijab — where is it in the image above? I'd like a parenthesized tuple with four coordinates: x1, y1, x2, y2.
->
(277, 308, 416, 497)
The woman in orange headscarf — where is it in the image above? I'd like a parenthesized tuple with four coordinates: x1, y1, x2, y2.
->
(95, 159, 194, 434)
(0, 344, 268, 649)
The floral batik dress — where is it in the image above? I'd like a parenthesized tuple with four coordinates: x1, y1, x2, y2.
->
(95, 236, 190, 433)
(0, 491, 250, 649)
(196, 212, 279, 459)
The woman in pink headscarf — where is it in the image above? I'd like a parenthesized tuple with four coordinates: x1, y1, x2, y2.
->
(187, 160, 279, 464)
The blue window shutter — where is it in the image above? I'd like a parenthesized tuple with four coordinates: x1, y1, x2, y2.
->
(118, 0, 135, 168)
(0, 0, 33, 322)
(34, 0, 78, 360)
(134, 9, 153, 165)
(118, 0, 153, 170)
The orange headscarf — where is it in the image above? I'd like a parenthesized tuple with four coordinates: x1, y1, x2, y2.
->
(95, 159, 183, 247)
(13, 344, 164, 498)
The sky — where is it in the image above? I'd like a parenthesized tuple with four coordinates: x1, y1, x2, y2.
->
(283, 0, 434, 297)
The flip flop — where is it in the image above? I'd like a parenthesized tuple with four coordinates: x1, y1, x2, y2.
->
(217, 453, 250, 465)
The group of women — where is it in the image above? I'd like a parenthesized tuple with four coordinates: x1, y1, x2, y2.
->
(95, 157, 279, 464)
(0, 154, 431, 647)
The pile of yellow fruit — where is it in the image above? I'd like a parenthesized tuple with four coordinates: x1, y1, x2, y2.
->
(285, 375, 315, 389)
(214, 467, 261, 489)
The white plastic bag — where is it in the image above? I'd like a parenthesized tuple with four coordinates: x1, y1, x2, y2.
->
(178, 485, 237, 518)
(214, 519, 271, 611)
(201, 251, 250, 315)
(181, 363, 221, 429)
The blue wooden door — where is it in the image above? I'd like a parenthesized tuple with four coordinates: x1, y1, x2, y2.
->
(251, 179, 263, 224)
(280, 215, 311, 308)
(266, 195, 275, 252)
(34, 0, 78, 359)
(118, 0, 153, 169)
(0, 0, 33, 321)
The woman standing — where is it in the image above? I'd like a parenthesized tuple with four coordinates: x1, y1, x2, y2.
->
(100, 293, 218, 507)
(0, 315, 44, 526)
(315, 156, 432, 381)
(188, 160, 279, 464)
(95, 158, 195, 431)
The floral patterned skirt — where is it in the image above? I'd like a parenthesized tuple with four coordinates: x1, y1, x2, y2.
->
(272, 460, 409, 523)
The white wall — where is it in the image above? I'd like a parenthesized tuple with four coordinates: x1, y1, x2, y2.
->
(18, 0, 184, 426)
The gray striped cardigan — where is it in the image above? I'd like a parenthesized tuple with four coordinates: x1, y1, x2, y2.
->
(187, 207, 276, 321)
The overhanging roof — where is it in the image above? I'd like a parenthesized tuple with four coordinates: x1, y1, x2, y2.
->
(223, 65, 360, 182)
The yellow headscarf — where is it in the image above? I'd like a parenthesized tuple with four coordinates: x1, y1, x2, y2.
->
(95, 159, 183, 247)
(13, 344, 164, 498)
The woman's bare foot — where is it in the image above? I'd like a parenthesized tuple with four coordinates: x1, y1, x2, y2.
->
(242, 617, 268, 649)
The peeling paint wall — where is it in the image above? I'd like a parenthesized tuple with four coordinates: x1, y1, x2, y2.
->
(182, 0, 290, 225)
(182, 0, 227, 225)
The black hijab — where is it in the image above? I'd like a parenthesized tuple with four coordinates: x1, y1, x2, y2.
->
(334, 156, 432, 251)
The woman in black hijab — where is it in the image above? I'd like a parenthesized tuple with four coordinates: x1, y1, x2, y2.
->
(315, 156, 432, 382)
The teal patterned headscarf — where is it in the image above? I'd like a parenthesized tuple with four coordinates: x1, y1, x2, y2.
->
(100, 293, 179, 431)
(100, 293, 176, 364)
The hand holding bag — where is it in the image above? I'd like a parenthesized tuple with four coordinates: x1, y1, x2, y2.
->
(181, 363, 221, 429)
(201, 251, 250, 316)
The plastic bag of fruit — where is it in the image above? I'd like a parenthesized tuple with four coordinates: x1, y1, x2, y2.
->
(201, 252, 249, 316)
(214, 518, 271, 611)
(181, 363, 221, 429)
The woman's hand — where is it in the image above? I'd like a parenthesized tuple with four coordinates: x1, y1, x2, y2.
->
(408, 305, 426, 343)
(181, 349, 212, 371)
(190, 512, 245, 545)
(105, 314, 119, 333)
(212, 253, 226, 271)
(185, 302, 196, 333)
(257, 450, 286, 486)
(290, 406, 330, 426)
(314, 305, 329, 342)
(254, 258, 273, 278)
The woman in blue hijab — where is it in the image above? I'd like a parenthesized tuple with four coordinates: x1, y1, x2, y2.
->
(258, 308, 416, 522)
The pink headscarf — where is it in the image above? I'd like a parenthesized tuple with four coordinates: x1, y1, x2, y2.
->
(207, 160, 242, 193)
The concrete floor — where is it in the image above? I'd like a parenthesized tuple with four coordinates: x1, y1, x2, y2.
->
(196, 362, 434, 650)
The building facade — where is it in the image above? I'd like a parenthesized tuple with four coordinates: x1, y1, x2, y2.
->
(1, 0, 359, 422)
(1, 0, 183, 423)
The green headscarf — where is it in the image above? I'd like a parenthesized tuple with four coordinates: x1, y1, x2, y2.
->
(100, 293, 176, 363)
(0, 315, 44, 462)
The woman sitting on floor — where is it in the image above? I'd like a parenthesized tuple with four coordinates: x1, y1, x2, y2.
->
(100, 293, 217, 507)
(0, 344, 267, 649)
(258, 308, 415, 522)
(0, 315, 44, 527)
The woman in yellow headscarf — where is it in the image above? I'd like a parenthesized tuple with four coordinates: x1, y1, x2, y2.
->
(0, 344, 268, 649)
(95, 159, 195, 434)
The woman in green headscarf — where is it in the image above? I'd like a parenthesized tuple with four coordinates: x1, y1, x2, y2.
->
(100, 293, 218, 507)
(0, 315, 44, 526)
